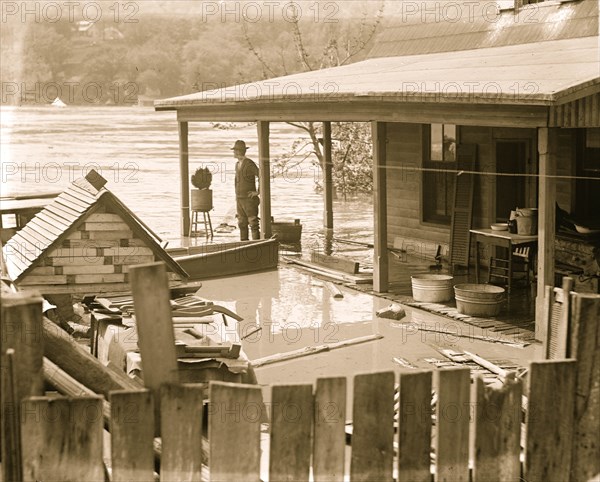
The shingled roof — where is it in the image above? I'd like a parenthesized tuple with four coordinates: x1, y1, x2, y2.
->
(2, 170, 188, 286)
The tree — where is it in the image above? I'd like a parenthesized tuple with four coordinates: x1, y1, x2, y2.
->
(242, 2, 385, 197)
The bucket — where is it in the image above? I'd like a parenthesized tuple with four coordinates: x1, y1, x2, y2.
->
(454, 284, 505, 317)
(516, 208, 538, 235)
(411, 274, 454, 302)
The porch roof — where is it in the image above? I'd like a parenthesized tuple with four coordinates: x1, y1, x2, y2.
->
(156, 36, 599, 116)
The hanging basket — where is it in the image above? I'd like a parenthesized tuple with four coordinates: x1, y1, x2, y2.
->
(191, 189, 213, 211)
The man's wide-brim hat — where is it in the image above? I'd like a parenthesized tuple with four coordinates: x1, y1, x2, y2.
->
(231, 140, 248, 151)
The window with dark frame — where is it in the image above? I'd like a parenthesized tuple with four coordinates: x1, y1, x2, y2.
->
(422, 124, 458, 225)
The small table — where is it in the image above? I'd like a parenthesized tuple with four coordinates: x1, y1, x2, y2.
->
(470, 229, 537, 293)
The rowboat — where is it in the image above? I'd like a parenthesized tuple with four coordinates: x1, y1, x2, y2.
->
(168, 238, 279, 280)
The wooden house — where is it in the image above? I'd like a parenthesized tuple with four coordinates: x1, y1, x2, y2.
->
(2, 170, 188, 294)
(155, 0, 599, 338)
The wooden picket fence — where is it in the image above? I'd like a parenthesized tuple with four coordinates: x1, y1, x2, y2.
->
(13, 360, 579, 482)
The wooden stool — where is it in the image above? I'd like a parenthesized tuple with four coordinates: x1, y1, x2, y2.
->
(190, 210, 213, 239)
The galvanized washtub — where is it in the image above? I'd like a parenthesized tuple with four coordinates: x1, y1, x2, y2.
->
(454, 283, 505, 317)
(411, 274, 454, 303)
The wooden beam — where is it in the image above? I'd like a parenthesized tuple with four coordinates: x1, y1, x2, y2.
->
(525, 360, 576, 481)
(209, 382, 262, 482)
(313, 377, 346, 481)
(21, 396, 104, 481)
(569, 293, 600, 482)
(269, 384, 313, 482)
(110, 390, 155, 482)
(179, 121, 190, 237)
(174, 101, 549, 127)
(350, 371, 395, 481)
(372, 121, 388, 292)
(435, 368, 470, 482)
(0, 292, 44, 482)
(160, 383, 204, 482)
(323, 121, 334, 230)
(129, 262, 179, 435)
(257, 121, 272, 238)
(472, 375, 522, 482)
(397, 371, 432, 482)
(535, 127, 558, 342)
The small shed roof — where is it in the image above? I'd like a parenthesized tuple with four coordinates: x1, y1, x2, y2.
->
(2, 171, 188, 282)
(156, 36, 599, 112)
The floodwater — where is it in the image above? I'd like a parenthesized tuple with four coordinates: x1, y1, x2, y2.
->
(1, 106, 539, 393)
(0, 105, 374, 246)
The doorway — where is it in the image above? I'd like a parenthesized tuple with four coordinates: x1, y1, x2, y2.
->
(495, 140, 528, 222)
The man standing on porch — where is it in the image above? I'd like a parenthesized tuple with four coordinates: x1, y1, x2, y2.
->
(232, 140, 260, 241)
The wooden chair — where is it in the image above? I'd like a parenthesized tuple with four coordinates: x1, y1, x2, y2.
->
(488, 244, 533, 290)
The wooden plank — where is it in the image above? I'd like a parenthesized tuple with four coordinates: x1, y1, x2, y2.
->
(104, 247, 154, 256)
(174, 101, 549, 128)
(535, 127, 558, 339)
(21, 396, 104, 482)
(372, 121, 388, 292)
(110, 389, 155, 482)
(82, 221, 132, 231)
(61, 264, 116, 275)
(0, 292, 45, 482)
(87, 213, 125, 223)
(524, 360, 577, 481)
(19, 274, 68, 285)
(88, 230, 134, 240)
(472, 375, 522, 482)
(397, 371, 432, 482)
(209, 381, 263, 482)
(323, 121, 334, 230)
(350, 371, 395, 482)
(258, 120, 272, 238)
(160, 383, 204, 482)
(435, 368, 470, 482)
(569, 294, 600, 482)
(252, 334, 383, 368)
(41, 316, 139, 397)
(269, 384, 314, 482)
(311, 251, 359, 274)
(129, 263, 179, 399)
(70, 273, 125, 284)
(179, 121, 190, 237)
(313, 377, 346, 482)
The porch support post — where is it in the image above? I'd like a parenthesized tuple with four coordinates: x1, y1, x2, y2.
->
(535, 127, 558, 341)
(372, 121, 388, 293)
(178, 121, 190, 237)
(258, 121, 272, 239)
(323, 121, 334, 230)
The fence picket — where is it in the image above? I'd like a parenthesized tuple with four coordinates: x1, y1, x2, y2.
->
(209, 381, 263, 482)
(110, 389, 155, 482)
(472, 375, 522, 482)
(269, 384, 314, 482)
(524, 359, 576, 481)
(435, 368, 470, 482)
(160, 383, 204, 482)
(397, 371, 433, 482)
(21, 396, 104, 482)
(313, 377, 347, 482)
(350, 371, 395, 482)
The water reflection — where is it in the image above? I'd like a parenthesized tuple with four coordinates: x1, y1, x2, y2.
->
(197, 266, 380, 360)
